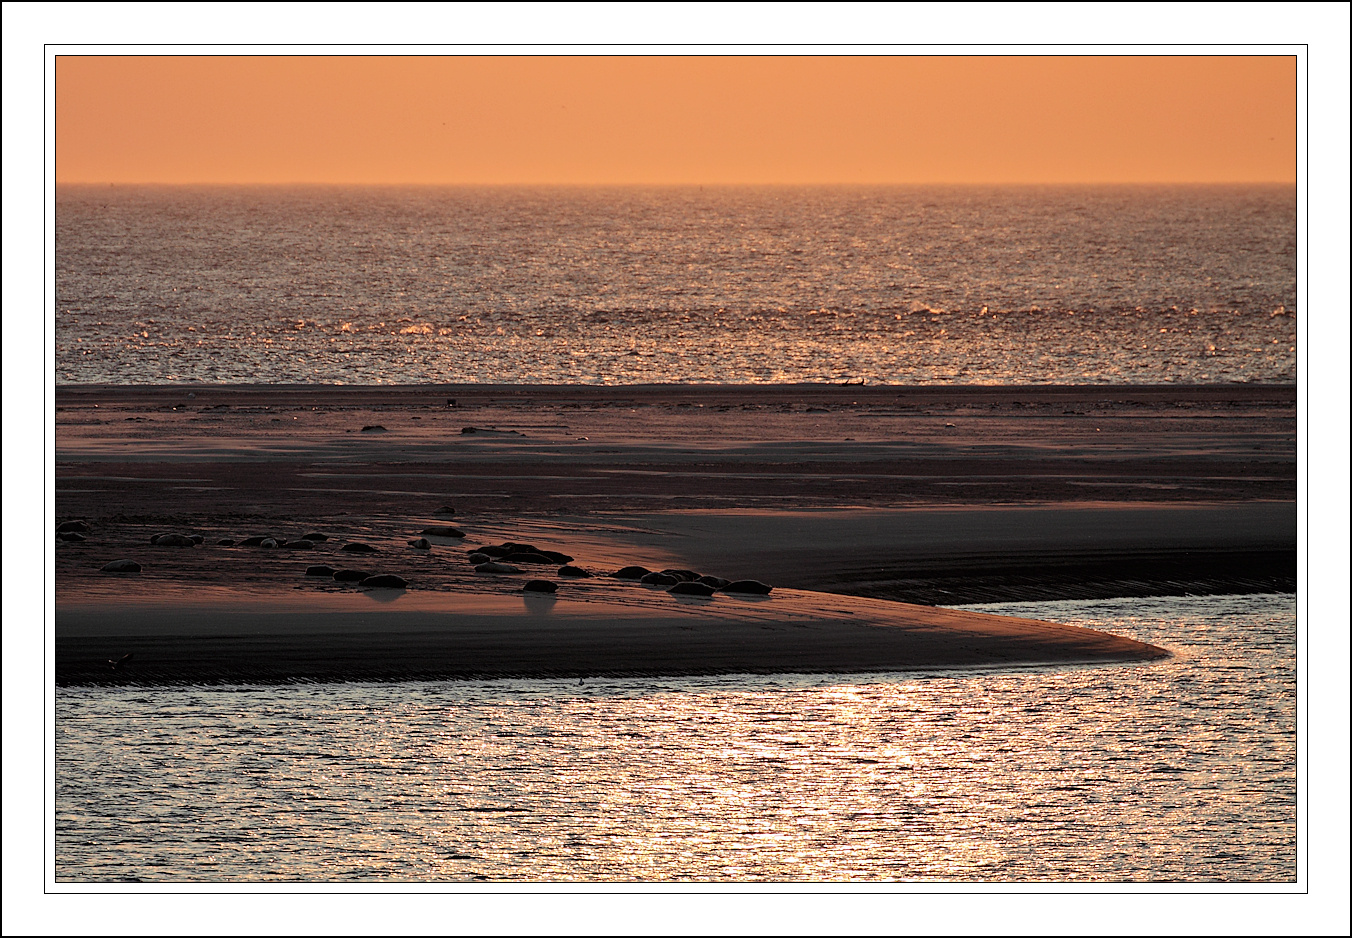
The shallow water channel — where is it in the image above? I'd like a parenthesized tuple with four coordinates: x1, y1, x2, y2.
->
(55, 593, 1295, 883)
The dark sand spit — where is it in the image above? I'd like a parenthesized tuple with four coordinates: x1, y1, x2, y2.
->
(56, 588, 1168, 686)
(55, 383, 1293, 684)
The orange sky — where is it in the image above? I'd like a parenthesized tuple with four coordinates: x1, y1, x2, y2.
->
(56, 55, 1296, 185)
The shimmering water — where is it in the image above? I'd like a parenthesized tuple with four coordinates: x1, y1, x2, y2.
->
(55, 594, 1295, 882)
(56, 185, 1296, 385)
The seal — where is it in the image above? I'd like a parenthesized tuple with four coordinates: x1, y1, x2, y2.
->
(499, 552, 556, 565)
(640, 572, 681, 587)
(154, 534, 197, 547)
(360, 574, 408, 589)
(420, 526, 466, 538)
(611, 565, 651, 580)
(669, 581, 716, 596)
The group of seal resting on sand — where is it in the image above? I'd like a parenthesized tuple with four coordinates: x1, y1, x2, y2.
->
(72, 519, 775, 600)
(465, 542, 772, 597)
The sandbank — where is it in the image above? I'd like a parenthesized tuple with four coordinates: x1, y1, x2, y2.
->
(54, 383, 1294, 684)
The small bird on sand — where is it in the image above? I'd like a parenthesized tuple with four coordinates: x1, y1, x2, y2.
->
(109, 653, 134, 671)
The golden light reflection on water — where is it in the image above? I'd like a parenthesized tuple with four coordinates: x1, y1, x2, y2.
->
(56, 188, 1296, 387)
(55, 595, 1294, 882)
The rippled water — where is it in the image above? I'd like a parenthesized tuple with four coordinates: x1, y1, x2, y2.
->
(55, 594, 1294, 883)
(56, 185, 1296, 385)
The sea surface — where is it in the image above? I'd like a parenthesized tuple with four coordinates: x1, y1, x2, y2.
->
(55, 593, 1295, 883)
(56, 185, 1296, 386)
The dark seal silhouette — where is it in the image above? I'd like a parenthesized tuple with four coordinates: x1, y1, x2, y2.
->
(217, 538, 236, 546)
(640, 572, 681, 587)
(57, 520, 90, 534)
(461, 426, 522, 435)
(669, 581, 716, 596)
(360, 574, 408, 589)
(721, 579, 773, 595)
(332, 569, 372, 582)
(360, 425, 388, 432)
(300, 532, 329, 541)
(612, 565, 652, 580)
(58, 532, 87, 542)
(697, 575, 731, 589)
(420, 525, 466, 538)
(434, 505, 456, 516)
(558, 565, 592, 578)
(101, 559, 142, 573)
(523, 579, 558, 593)
(153, 534, 197, 547)
(408, 537, 431, 549)
(305, 565, 338, 577)
(341, 542, 378, 553)
(660, 569, 701, 582)
(499, 552, 556, 565)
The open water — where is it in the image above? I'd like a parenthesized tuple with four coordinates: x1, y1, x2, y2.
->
(55, 594, 1295, 883)
(56, 185, 1296, 386)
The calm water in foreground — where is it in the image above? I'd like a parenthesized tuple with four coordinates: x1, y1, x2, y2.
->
(56, 185, 1295, 385)
(54, 594, 1295, 883)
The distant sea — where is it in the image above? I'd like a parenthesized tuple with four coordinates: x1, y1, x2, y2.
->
(55, 185, 1296, 386)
